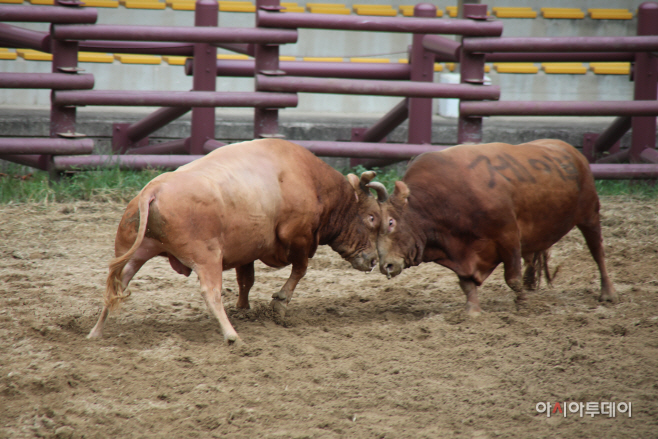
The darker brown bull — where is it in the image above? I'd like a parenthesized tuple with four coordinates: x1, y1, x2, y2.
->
(88, 139, 385, 344)
(377, 139, 616, 315)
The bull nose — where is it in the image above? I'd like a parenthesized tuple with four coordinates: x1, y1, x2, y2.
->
(351, 251, 378, 272)
(384, 263, 394, 279)
(379, 260, 402, 279)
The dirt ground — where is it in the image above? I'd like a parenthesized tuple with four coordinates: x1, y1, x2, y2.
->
(1, 197, 657, 439)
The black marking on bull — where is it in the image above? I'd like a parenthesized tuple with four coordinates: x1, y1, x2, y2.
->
(468, 154, 536, 188)
(469, 152, 579, 188)
(502, 153, 537, 184)
(528, 158, 552, 174)
(469, 155, 509, 188)
(527, 154, 578, 182)
(548, 154, 579, 180)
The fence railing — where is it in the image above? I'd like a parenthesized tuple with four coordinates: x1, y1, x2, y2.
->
(1, 0, 657, 179)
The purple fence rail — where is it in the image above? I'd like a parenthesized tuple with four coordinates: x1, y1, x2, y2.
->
(461, 101, 658, 117)
(51, 24, 298, 44)
(256, 9, 503, 36)
(0, 0, 657, 178)
(0, 5, 97, 23)
(255, 75, 500, 99)
(0, 73, 94, 90)
(0, 138, 94, 155)
(53, 90, 298, 107)
(189, 59, 413, 80)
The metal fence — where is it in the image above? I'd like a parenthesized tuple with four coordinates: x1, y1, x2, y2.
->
(1, 0, 657, 179)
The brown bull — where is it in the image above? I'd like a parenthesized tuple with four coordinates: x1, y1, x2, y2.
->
(376, 139, 616, 315)
(88, 139, 385, 344)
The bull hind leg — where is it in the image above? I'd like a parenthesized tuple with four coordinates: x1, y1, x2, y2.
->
(195, 256, 241, 345)
(235, 262, 255, 309)
(577, 221, 617, 302)
(88, 257, 148, 339)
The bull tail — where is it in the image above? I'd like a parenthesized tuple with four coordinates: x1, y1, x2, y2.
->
(104, 188, 156, 311)
(532, 250, 560, 289)
(523, 250, 560, 290)
(541, 250, 560, 287)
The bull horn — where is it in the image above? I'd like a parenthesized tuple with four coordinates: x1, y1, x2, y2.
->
(366, 182, 389, 202)
(359, 171, 376, 185)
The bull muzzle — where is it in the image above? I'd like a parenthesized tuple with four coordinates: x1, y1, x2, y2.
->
(379, 258, 404, 279)
(350, 251, 378, 272)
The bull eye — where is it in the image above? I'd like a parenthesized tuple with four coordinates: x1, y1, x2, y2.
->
(369, 214, 374, 223)
(388, 218, 395, 232)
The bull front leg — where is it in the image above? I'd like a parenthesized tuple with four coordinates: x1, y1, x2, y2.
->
(499, 243, 526, 306)
(271, 255, 308, 318)
(459, 277, 483, 317)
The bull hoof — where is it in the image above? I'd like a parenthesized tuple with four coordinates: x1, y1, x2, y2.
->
(87, 331, 102, 339)
(271, 290, 287, 301)
(224, 332, 243, 346)
(227, 337, 244, 347)
(508, 280, 524, 294)
(271, 298, 288, 319)
(599, 290, 618, 303)
(235, 300, 250, 310)
(465, 302, 482, 317)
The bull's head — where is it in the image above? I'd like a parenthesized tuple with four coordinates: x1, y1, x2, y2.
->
(341, 171, 388, 272)
(377, 180, 415, 279)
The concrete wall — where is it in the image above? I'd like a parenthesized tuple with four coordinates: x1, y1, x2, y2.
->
(0, 1, 647, 114)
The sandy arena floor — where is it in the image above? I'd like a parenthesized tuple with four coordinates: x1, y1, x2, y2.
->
(1, 198, 657, 438)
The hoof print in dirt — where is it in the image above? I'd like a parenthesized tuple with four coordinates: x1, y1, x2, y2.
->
(515, 295, 552, 316)
(444, 310, 468, 325)
(236, 346, 262, 357)
(270, 299, 288, 320)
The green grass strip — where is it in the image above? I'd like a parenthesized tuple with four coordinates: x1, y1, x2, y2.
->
(0, 163, 163, 204)
(1, 162, 657, 204)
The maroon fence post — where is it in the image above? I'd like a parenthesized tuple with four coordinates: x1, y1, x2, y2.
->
(595, 116, 631, 156)
(407, 3, 436, 146)
(189, 0, 218, 154)
(349, 98, 409, 168)
(254, 0, 282, 139)
(457, 3, 488, 144)
(631, 2, 658, 163)
(49, 25, 81, 175)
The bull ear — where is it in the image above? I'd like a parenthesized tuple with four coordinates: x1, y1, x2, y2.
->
(347, 173, 361, 201)
(347, 173, 360, 191)
(393, 181, 410, 204)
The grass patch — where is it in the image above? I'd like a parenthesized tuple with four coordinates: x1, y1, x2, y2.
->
(1, 161, 657, 204)
(0, 163, 164, 204)
(595, 180, 658, 199)
(347, 164, 402, 194)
